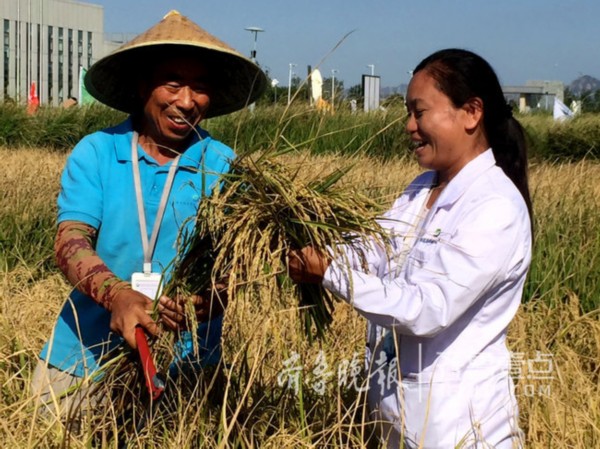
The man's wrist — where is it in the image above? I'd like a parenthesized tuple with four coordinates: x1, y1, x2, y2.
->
(98, 278, 131, 311)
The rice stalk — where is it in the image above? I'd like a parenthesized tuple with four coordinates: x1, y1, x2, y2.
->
(87, 134, 390, 442)
(165, 149, 389, 341)
(3, 146, 600, 447)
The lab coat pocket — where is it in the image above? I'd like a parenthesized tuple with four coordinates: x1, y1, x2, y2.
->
(405, 242, 437, 279)
(399, 373, 471, 449)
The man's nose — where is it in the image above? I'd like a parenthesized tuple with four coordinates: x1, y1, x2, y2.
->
(174, 86, 194, 109)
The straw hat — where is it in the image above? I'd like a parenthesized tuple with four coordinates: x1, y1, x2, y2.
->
(84, 10, 267, 117)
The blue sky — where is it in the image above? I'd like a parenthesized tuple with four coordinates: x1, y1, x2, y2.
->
(92, 0, 600, 89)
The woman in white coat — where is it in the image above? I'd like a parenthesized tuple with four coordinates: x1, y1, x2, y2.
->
(289, 48, 533, 448)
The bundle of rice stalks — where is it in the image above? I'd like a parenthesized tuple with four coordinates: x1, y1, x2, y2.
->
(85, 148, 389, 443)
(165, 148, 388, 340)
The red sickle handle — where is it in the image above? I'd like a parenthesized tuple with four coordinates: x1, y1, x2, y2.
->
(135, 326, 165, 401)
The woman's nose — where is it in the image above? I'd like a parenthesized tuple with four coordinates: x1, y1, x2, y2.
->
(405, 114, 416, 133)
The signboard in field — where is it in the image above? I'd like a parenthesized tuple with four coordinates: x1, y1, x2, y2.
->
(363, 75, 380, 112)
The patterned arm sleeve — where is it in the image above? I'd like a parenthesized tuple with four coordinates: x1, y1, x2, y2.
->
(54, 220, 130, 311)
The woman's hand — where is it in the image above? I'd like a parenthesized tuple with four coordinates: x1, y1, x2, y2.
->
(288, 246, 331, 284)
(158, 283, 228, 331)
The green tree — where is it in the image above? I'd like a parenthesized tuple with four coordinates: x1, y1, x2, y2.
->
(565, 87, 600, 113)
(320, 77, 345, 99)
(381, 93, 405, 109)
(564, 87, 576, 107)
(347, 84, 362, 101)
(288, 75, 309, 104)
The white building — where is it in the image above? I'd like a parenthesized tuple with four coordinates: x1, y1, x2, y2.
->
(1, 0, 121, 106)
(503, 80, 564, 113)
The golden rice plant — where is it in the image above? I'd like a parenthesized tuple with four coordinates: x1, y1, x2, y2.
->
(90, 138, 392, 442)
(2, 146, 600, 447)
(165, 148, 388, 340)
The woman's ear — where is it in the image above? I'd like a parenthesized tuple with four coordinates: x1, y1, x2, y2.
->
(462, 97, 484, 131)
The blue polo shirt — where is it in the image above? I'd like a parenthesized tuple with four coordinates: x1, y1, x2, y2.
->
(40, 118, 234, 377)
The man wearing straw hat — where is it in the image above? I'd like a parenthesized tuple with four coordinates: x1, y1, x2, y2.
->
(31, 10, 266, 420)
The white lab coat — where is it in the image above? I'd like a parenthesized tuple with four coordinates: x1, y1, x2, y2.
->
(323, 150, 531, 448)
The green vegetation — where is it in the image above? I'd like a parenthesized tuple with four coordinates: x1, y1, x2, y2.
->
(0, 103, 126, 149)
(206, 106, 410, 160)
(2, 103, 600, 160)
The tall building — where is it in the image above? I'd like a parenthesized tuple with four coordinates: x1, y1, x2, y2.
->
(1, 0, 121, 106)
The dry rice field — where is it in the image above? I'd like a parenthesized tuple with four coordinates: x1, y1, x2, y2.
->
(0, 147, 598, 448)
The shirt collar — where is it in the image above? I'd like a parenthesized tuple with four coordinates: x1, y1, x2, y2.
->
(114, 117, 211, 169)
(435, 149, 496, 208)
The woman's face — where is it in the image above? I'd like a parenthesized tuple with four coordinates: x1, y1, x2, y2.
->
(139, 57, 211, 149)
(405, 70, 479, 182)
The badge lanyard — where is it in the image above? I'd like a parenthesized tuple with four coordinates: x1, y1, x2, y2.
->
(131, 131, 181, 274)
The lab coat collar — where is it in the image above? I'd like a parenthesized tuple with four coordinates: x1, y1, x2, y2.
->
(435, 149, 496, 209)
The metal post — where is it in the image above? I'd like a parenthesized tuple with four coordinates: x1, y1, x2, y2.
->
(244, 26, 264, 63)
(331, 69, 338, 111)
(287, 63, 296, 105)
(244, 27, 264, 112)
(271, 78, 279, 104)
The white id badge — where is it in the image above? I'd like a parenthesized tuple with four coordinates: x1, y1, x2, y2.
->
(131, 272, 163, 300)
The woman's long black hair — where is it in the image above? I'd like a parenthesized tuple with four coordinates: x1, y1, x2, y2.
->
(414, 49, 533, 229)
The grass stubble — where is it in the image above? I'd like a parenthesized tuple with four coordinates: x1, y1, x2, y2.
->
(0, 141, 599, 447)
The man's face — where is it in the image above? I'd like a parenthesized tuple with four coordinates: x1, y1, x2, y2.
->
(140, 57, 211, 149)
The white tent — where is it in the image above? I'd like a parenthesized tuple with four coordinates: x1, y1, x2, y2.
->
(553, 97, 574, 122)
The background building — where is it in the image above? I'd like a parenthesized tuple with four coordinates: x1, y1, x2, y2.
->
(503, 80, 565, 113)
(1, 0, 121, 106)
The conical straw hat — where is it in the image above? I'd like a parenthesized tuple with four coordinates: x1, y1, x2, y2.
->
(85, 10, 267, 117)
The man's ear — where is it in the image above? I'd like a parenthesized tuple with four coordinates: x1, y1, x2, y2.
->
(137, 82, 149, 105)
(461, 97, 484, 131)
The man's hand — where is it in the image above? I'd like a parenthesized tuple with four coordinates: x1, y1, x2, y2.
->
(110, 288, 161, 349)
(158, 284, 228, 331)
(288, 246, 331, 284)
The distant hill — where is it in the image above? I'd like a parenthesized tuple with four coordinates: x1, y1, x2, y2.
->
(569, 75, 600, 96)
(380, 84, 408, 98)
